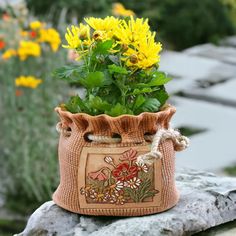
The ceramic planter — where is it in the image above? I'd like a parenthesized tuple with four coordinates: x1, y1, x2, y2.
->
(53, 105, 181, 216)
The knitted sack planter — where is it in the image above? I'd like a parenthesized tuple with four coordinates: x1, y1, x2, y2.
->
(53, 105, 188, 216)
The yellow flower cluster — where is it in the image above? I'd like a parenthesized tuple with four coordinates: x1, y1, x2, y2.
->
(18, 41, 41, 60)
(2, 49, 17, 60)
(116, 17, 162, 69)
(63, 16, 162, 70)
(38, 28, 61, 52)
(1, 20, 61, 61)
(112, 3, 135, 17)
(30, 21, 44, 30)
(15, 76, 42, 89)
(63, 24, 91, 50)
(28, 20, 61, 52)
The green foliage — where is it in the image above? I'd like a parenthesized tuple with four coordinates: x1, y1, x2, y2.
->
(0, 49, 68, 214)
(26, 0, 113, 26)
(55, 38, 170, 116)
(26, 0, 235, 50)
(123, 0, 234, 50)
(221, 0, 236, 29)
(224, 165, 236, 176)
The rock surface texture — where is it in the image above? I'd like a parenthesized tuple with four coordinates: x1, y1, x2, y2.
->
(17, 169, 236, 236)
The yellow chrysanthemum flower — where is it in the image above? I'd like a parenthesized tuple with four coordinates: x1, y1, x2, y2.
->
(112, 3, 135, 17)
(15, 76, 42, 89)
(115, 17, 162, 69)
(17, 41, 41, 60)
(38, 28, 61, 52)
(85, 16, 120, 40)
(30, 21, 43, 30)
(124, 33, 162, 69)
(115, 16, 150, 46)
(2, 49, 17, 60)
(63, 24, 91, 49)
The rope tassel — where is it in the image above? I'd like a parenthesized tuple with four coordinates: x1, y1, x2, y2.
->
(136, 128, 190, 165)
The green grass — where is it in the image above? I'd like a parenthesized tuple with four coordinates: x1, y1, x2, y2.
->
(224, 166, 236, 176)
(0, 219, 26, 236)
(0, 49, 69, 214)
(177, 126, 207, 137)
(195, 220, 236, 235)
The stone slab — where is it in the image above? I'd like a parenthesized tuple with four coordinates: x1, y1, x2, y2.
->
(171, 96, 236, 171)
(178, 78, 236, 107)
(159, 51, 236, 81)
(184, 44, 236, 65)
(16, 169, 236, 236)
(221, 36, 236, 48)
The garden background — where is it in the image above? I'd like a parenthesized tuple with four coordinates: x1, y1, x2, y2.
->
(1, 0, 236, 235)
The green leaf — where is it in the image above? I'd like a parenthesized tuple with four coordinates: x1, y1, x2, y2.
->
(106, 103, 133, 117)
(81, 71, 105, 89)
(129, 87, 156, 95)
(93, 40, 113, 55)
(108, 64, 128, 75)
(154, 89, 169, 106)
(53, 65, 83, 80)
(148, 72, 172, 86)
(137, 71, 172, 87)
(88, 95, 112, 112)
(138, 98, 161, 113)
(133, 95, 146, 111)
(65, 96, 90, 114)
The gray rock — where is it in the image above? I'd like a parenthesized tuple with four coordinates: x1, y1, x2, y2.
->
(16, 201, 79, 236)
(17, 169, 236, 236)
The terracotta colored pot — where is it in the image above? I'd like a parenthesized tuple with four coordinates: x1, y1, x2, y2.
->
(53, 105, 179, 216)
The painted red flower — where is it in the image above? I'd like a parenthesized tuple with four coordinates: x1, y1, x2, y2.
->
(119, 148, 137, 162)
(112, 162, 138, 181)
(88, 168, 108, 181)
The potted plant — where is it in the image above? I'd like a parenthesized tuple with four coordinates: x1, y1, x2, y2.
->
(53, 16, 189, 216)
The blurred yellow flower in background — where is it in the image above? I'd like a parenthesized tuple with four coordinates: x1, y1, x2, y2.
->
(30, 21, 44, 30)
(20, 30, 29, 37)
(38, 28, 61, 52)
(2, 49, 17, 60)
(15, 75, 42, 89)
(17, 41, 41, 60)
(112, 3, 135, 17)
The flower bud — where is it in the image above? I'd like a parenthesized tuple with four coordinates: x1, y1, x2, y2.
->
(93, 30, 104, 41)
(130, 54, 138, 64)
